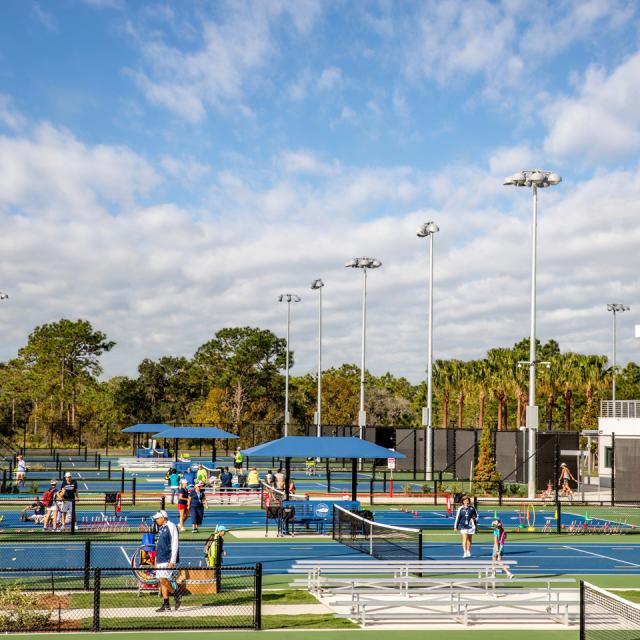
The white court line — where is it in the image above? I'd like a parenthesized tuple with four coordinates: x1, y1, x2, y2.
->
(119, 545, 131, 565)
(76, 470, 89, 490)
(563, 545, 640, 567)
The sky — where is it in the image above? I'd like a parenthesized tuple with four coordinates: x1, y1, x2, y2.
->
(0, 0, 639, 384)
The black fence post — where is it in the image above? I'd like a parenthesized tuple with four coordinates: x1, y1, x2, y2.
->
(97, 454, 101, 470)
(92, 568, 101, 632)
(107, 460, 111, 480)
(498, 481, 503, 506)
(84, 445, 87, 461)
(611, 433, 615, 506)
(120, 467, 125, 493)
(556, 500, 562, 534)
(84, 541, 91, 590)
(327, 468, 331, 493)
(382, 471, 387, 493)
(254, 562, 263, 630)
(369, 478, 375, 505)
(1, 470, 6, 493)
(132, 477, 136, 506)
(71, 499, 76, 534)
(554, 433, 560, 503)
(161, 495, 166, 510)
(418, 530, 423, 561)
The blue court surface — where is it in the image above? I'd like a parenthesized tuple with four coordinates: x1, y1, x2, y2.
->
(0, 539, 638, 575)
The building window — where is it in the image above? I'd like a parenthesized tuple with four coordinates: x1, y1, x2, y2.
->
(604, 446, 613, 469)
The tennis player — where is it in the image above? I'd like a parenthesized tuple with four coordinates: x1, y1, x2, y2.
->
(492, 519, 513, 578)
(454, 495, 478, 558)
(151, 510, 181, 612)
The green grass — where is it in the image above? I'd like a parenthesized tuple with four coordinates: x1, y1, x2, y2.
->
(0, 630, 578, 639)
(68, 588, 317, 609)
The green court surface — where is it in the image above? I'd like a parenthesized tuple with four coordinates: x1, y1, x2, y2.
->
(0, 631, 579, 640)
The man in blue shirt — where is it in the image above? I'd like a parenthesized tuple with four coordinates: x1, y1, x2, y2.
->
(219, 466, 233, 504)
(151, 510, 180, 612)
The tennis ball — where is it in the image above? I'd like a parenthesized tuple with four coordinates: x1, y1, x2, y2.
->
(11, 557, 16, 561)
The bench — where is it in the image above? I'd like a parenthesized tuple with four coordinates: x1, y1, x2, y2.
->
(329, 587, 579, 627)
(289, 559, 517, 593)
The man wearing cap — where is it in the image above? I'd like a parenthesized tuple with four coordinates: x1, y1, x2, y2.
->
(151, 510, 181, 612)
(195, 463, 208, 486)
(59, 472, 79, 530)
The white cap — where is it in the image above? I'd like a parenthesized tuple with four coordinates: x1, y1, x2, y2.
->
(65, 472, 72, 477)
(151, 510, 168, 520)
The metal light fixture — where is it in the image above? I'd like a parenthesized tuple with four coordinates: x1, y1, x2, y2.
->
(504, 169, 561, 499)
(345, 257, 382, 439)
(310, 279, 325, 437)
(607, 303, 630, 403)
(417, 222, 439, 481)
(277, 293, 301, 437)
(0, 293, 8, 300)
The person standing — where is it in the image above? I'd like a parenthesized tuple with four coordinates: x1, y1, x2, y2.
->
(196, 463, 208, 486)
(234, 448, 244, 472)
(275, 468, 285, 492)
(183, 465, 196, 487)
(176, 479, 189, 532)
(219, 466, 232, 504)
(188, 482, 208, 534)
(491, 519, 513, 578)
(16, 455, 27, 489)
(167, 468, 180, 505)
(59, 472, 79, 530)
(454, 495, 477, 558)
(42, 480, 60, 530)
(151, 510, 181, 612)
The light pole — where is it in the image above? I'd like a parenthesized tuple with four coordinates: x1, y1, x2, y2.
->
(607, 303, 630, 403)
(278, 293, 301, 437)
(345, 258, 382, 439)
(0, 293, 8, 300)
(503, 169, 561, 499)
(310, 279, 324, 437)
(417, 222, 439, 481)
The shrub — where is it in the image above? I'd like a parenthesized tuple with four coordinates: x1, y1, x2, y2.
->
(0, 585, 54, 632)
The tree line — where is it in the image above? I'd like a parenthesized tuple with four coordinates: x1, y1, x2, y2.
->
(0, 319, 638, 449)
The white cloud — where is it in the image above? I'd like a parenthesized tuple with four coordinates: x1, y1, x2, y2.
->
(0, 94, 26, 130)
(0, 117, 638, 383)
(544, 51, 640, 161)
(128, 1, 323, 122)
(317, 67, 343, 92)
(31, 3, 57, 31)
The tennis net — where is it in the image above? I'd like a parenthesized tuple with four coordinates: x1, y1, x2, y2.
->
(581, 581, 640, 639)
(332, 504, 422, 560)
(260, 482, 308, 508)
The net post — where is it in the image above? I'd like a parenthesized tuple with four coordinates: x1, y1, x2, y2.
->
(556, 500, 561, 534)
(84, 541, 91, 590)
(160, 495, 166, 510)
(368, 520, 373, 557)
(369, 478, 375, 506)
(327, 468, 331, 493)
(132, 477, 136, 506)
(383, 471, 387, 493)
(120, 467, 125, 493)
(92, 568, 101, 632)
(254, 562, 262, 630)
(579, 580, 585, 640)
(107, 460, 111, 480)
(418, 530, 423, 561)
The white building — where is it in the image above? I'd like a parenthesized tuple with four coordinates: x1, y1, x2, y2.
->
(597, 400, 640, 487)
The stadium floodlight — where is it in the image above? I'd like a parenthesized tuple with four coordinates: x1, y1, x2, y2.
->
(607, 303, 630, 402)
(310, 279, 325, 437)
(345, 257, 382, 439)
(277, 293, 301, 436)
(417, 222, 439, 481)
(0, 293, 7, 300)
(504, 169, 561, 499)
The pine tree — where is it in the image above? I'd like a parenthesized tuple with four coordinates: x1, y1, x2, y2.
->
(473, 423, 501, 494)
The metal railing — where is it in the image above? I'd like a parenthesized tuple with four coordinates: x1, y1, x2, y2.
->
(600, 400, 640, 418)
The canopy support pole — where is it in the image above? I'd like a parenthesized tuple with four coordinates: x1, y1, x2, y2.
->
(174, 438, 178, 462)
(285, 457, 291, 500)
(212, 441, 216, 463)
(351, 458, 358, 501)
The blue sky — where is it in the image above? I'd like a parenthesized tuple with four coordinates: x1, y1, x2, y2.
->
(0, 0, 639, 382)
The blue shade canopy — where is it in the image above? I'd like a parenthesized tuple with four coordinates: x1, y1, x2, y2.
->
(152, 426, 239, 440)
(241, 436, 405, 459)
(122, 423, 172, 433)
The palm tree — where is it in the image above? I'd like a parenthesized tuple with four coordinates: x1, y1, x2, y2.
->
(434, 359, 457, 428)
(487, 349, 510, 431)
(468, 360, 489, 428)
(538, 356, 561, 429)
(578, 355, 609, 430)
(448, 360, 468, 429)
(557, 353, 581, 430)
